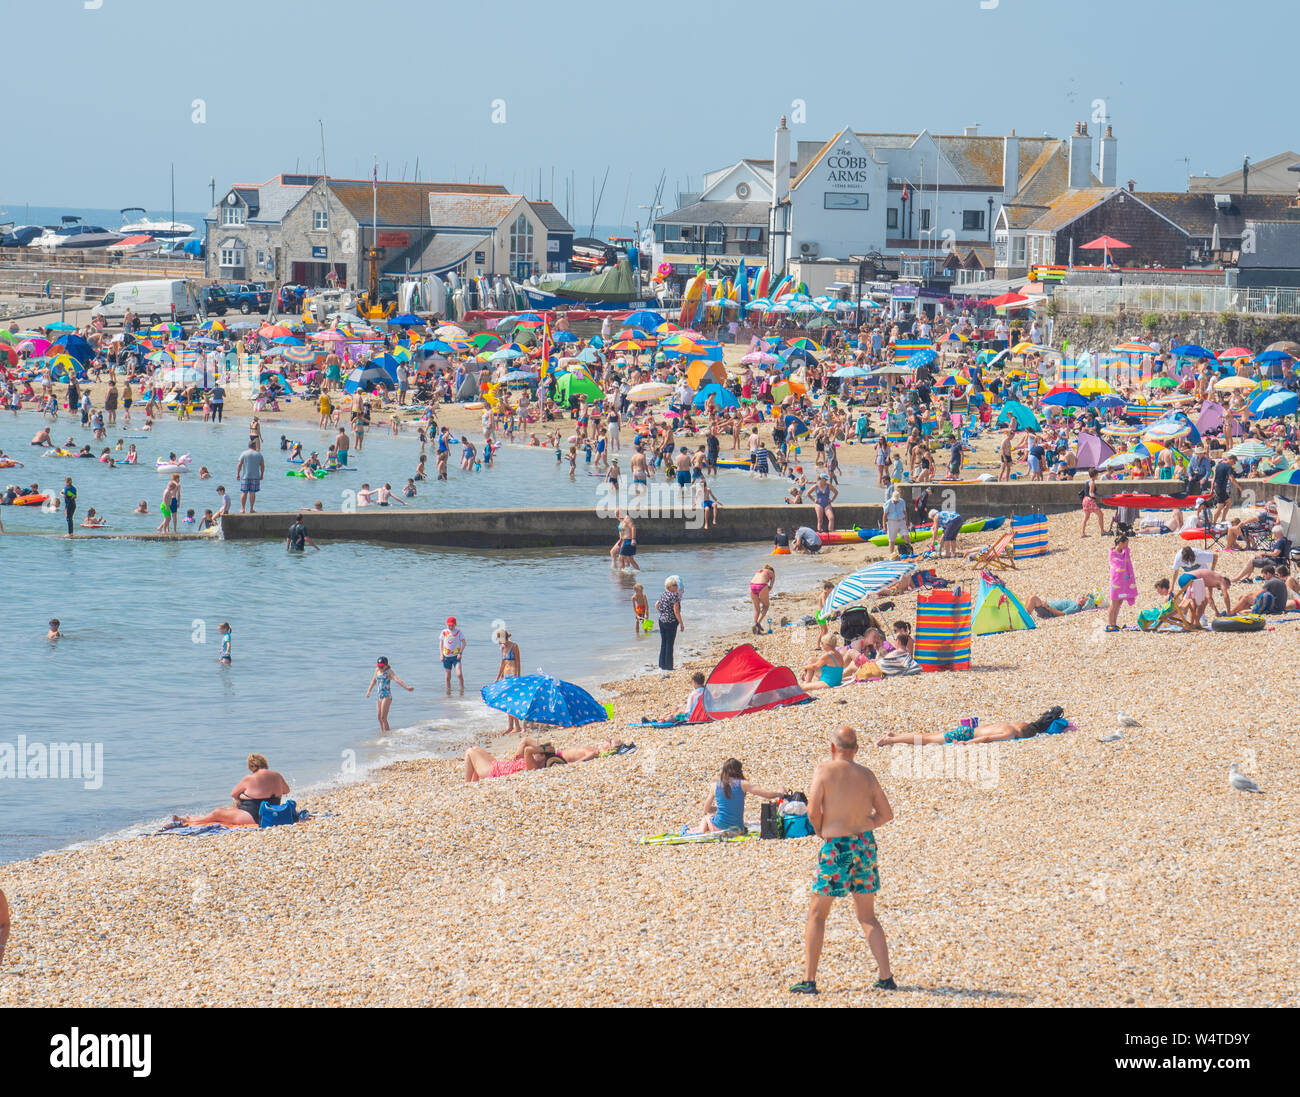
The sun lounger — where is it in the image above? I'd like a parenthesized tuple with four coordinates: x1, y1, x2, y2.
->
(1137, 599, 1200, 631)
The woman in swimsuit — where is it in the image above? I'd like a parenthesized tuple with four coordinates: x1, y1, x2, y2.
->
(749, 564, 775, 634)
(800, 634, 846, 690)
(169, 753, 290, 828)
(366, 656, 413, 733)
(493, 629, 524, 735)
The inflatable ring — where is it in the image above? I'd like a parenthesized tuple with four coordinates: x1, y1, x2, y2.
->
(771, 546, 791, 555)
(12, 494, 48, 506)
(1211, 614, 1266, 633)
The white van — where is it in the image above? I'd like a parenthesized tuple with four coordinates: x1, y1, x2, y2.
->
(91, 279, 198, 324)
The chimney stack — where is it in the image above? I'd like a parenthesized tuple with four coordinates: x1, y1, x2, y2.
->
(1099, 124, 1117, 188)
(1068, 122, 1093, 189)
(1127, 179, 1136, 193)
(773, 115, 791, 205)
(1002, 128, 1021, 199)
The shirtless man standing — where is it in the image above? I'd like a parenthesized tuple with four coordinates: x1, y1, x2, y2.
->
(791, 725, 895, 995)
(614, 510, 639, 572)
(998, 428, 1014, 482)
(629, 446, 650, 496)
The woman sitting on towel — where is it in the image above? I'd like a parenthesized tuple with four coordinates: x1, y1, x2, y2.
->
(169, 753, 290, 828)
(684, 758, 784, 835)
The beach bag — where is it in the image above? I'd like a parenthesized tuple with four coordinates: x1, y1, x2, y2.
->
(780, 805, 814, 839)
(760, 802, 784, 839)
(259, 799, 298, 828)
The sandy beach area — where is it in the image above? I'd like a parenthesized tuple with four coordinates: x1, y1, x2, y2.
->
(1, 511, 1293, 1007)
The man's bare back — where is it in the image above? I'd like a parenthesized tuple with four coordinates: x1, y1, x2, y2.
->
(809, 757, 882, 838)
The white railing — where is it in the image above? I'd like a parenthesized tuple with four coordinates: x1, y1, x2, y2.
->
(1054, 283, 1300, 316)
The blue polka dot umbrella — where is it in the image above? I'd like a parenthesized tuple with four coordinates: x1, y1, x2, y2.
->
(480, 674, 609, 727)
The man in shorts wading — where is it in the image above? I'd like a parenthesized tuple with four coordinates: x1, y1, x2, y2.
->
(236, 441, 264, 514)
(791, 725, 896, 995)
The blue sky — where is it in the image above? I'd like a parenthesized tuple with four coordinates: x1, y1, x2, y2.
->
(4, 0, 1294, 227)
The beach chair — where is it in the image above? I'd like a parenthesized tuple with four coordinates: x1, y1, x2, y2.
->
(967, 528, 1017, 570)
(1137, 599, 1200, 632)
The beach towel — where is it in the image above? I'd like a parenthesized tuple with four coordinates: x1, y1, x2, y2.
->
(156, 823, 235, 837)
(637, 827, 756, 846)
(628, 716, 688, 728)
(914, 588, 972, 672)
(1109, 545, 1138, 605)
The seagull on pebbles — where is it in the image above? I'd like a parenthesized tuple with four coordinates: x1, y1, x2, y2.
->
(1228, 763, 1263, 794)
(1117, 711, 1142, 728)
(1098, 731, 1124, 743)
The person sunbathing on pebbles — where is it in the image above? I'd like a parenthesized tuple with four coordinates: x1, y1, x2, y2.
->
(166, 753, 290, 828)
(463, 737, 629, 782)
(875, 707, 1065, 747)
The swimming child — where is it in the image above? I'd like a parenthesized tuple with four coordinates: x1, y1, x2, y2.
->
(47, 618, 61, 640)
(198, 466, 211, 479)
(183, 509, 196, 525)
(133, 500, 148, 515)
(81, 508, 106, 528)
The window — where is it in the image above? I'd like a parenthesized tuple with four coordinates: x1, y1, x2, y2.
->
(256, 250, 266, 267)
(886, 208, 899, 230)
(963, 209, 985, 232)
(219, 247, 244, 268)
(1012, 236, 1026, 265)
(508, 214, 534, 275)
(918, 209, 931, 231)
(474, 251, 486, 265)
(220, 204, 244, 226)
(313, 210, 329, 231)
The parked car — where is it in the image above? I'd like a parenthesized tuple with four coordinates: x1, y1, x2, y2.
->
(220, 282, 272, 314)
(199, 285, 230, 316)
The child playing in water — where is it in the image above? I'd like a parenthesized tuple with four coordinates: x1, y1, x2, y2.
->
(47, 618, 62, 640)
(133, 500, 148, 514)
(632, 583, 649, 629)
(218, 622, 232, 664)
(81, 508, 106, 527)
(365, 656, 413, 732)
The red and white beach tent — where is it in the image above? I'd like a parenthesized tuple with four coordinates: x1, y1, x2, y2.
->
(688, 644, 810, 722)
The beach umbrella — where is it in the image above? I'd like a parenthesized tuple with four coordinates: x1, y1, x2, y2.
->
(1079, 235, 1130, 268)
(1091, 394, 1126, 409)
(787, 338, 824, 353)
(1099, 452, 1142, 468)
(627, 382, 674, 402)
(389, 345, 413, 363)
(480, 674, 608, 727)
(281, 345, 316, 365)
(435, 324, 468, 339)
(1218, 346, 1254, 361)
(146, 350, 173, 365)
(832, 366, 872, 378)
(906, 349, 938, 369)
(386, 313, 425, 327)
(552, 330, 579, 344)
(995, 401, 1041, 430)
(0, 329, 16, 343)
(490, 346, 526, 361)
(940, 331, 970, 344)
(259, 323, 293, 339)
(825, 561, 918, 615)
(1171, 343, 1216, 359)
(576, 348, 601, 364)
(45, 321, 75, 332)
(1266, 469, 1300, 485)
(271, 335, 304, 346)
(1144, 415, 1200, 445)
(198, 318, 227, 333)
(1253, 390, 1299, 418)
(872, 364, 912, 376)
(1076, 378, 1113, 396)
(622, 309, 664, 330)
(501, 370, 535, 382)
(740, 351, 779, 365)
(771, 380, 807, 403)
(693, 383, 739, 409)
(1111, 341, 1154, 354)
(469, 332, 505, 351)
(654, 321, 681, 334)
(1228, 441, 1275, 459)
(983, 292, 1031, 309)
(1254, 350, 1294, 363)
(0, 343, 17, 366)
(1041, 389, 1088, 407)
(1215, 376, 1257, 391)
(1265, 340, 1300, 357)
(50, 332, 93, 364)
(1146, 376, 1178, 388)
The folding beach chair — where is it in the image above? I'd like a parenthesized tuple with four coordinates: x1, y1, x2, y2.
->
(967, 528, 1017, 570)
(1137, 599, 1200, 632)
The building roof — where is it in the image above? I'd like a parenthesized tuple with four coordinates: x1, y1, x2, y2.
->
(1239, 220, 1300, 268)
(1135, 191, 1300, 237)
(426, 193, 525, 230)
(401, 233, 492, 276)
(1188, 152, 1300, 194)
(656, 199, 771, 226)
(1000, 203, 1050, 229)
(207, 174, 325, 224)
(1022, 187, 1117, 234)
(527, 200, 574, 234)
(328, 180, 510, 227)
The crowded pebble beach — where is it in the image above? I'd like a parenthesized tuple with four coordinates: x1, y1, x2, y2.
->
(2, 513, 1294, 1007)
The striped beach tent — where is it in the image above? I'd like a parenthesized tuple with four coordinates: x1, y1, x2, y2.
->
(915, 589, 972, 672)
(1011, 513, 1048, 561)
(824, 560, 918, 616)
